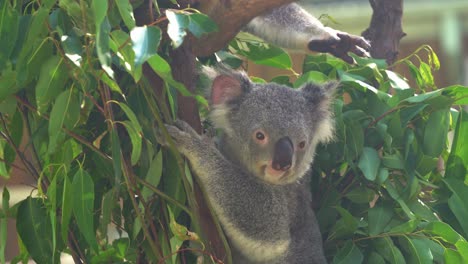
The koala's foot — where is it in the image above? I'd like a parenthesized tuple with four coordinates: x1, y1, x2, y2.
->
(308, 29, 371, 64)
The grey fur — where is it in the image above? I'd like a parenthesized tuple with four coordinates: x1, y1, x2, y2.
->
(245, 3, 337, 50)
(243, 3, 371, 63)
(160, 68, 336, 263)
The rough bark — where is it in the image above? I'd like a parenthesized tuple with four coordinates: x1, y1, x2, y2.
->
(362, 0, 406, 65)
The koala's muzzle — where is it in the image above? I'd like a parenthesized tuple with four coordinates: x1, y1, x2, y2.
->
(272, 137, 294, 171)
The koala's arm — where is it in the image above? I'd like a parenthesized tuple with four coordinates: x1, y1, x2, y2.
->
(161, 120, 290, 262)
(244, 3, 370, 64)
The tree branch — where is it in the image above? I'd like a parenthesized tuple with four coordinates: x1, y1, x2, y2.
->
(191, 0, 296, 56)
(362, 0, 406, 65)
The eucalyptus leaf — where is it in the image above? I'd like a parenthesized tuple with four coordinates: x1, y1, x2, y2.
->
(72, 169, 98, 252)
(35, 56, 69, 113)
(16, 197, 56, 263)
(333, 240, 363, 264)
(130, 26, 161, 67)
(358, 147, 381, 181)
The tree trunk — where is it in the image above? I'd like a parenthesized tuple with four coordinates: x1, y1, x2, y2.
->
(362, 0, 406, 65)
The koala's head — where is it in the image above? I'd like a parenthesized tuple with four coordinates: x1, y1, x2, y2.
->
(208, 68, 337, 185)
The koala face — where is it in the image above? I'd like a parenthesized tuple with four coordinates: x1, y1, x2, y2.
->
(209, 69, 336, 185)
(230, 84, 332, 184)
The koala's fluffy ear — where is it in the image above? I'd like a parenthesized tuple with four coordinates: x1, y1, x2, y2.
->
(301, 81, 339, 107)
(203, 66, 251, 106)
(301, 81, 338, 143)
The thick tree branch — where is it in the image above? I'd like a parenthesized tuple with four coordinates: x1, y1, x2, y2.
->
(362, 0, 406, 65)
(192, 0, 296, 56)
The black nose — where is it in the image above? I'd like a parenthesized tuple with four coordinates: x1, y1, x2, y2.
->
(272, 137, 293, 171)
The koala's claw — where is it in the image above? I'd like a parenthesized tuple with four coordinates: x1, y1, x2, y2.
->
(308, 31, 371, 64)
(157, 120, 202, 155)
(174, 120, 199, 138)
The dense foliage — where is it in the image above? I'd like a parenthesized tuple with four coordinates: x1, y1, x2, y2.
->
(1, 0, 468, 263)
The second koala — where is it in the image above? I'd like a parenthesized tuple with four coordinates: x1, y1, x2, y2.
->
(162, 68, 336, 263)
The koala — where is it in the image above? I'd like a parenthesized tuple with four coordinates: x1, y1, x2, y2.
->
(245, 2, 371, 64)
(160, 67, 336, 263)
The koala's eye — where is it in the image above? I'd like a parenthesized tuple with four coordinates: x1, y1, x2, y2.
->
(256, 132, 265, 140)
(253, 130, 268, 145)
(298, 141, 306, 149)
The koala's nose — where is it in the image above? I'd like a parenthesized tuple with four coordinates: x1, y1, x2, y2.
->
(272, 137, 293, 171)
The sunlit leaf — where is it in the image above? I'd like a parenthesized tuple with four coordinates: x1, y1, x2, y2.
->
(115, 0, 136, 29)
(130, 26, 161, 67)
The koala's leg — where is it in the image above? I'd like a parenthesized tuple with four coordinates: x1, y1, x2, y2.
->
(161, 120, 291, 263)
(244, 3, 370, 64)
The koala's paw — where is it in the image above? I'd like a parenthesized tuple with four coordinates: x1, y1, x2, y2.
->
(308, 29, 371, 64)
(157, 120, 201, 154)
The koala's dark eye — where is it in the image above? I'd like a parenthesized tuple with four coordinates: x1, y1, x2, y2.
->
(256, 132, 265, 140)
(253, 130, 268, 145)
(298, 141, 306, 149)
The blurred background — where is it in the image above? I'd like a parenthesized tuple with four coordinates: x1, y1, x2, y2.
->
(2, 0, 468, 261)
(249, 0, 468, 88)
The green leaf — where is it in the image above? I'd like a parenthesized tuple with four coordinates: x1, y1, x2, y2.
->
(166, 9, 189, 48)
(186, 13, 218, 38)
(387, 219, 419, 234)
(92, 0, 107, 25)
(293, 71, 329, 88)
(446, 110, 468, 181)
(444, 85, 468, 105)
(358, 147, 381, 181)
(121, 121, 142, 165)
(445, 249, 463, 264)
(0, 1, 19, 68)
(443, 178, 468, 237)
(99, 189, 115, 239)
(96, 17, 113, 77)
(374, 237, 406, 264)
(344, 121, 364, 160)
(16, 197, 55, 263)
(366, 252, 385, 264)
(48, 88, 81, 152)
(406, 61, 424, 88)
(1, 188, 9, 263)
(166, 10, 217, 48)
(115, 0, 136, 29)
(424, 221, 462, 244)
(333, 240, 363, 264)
(72, 168, 98, 252)
(238, 41, 292, 70)
(456, 240, 468, 262)
(423, 108, 450, 157)
(110, 30, 139, 79)
(329, 207, 359, 240)
(398, 236, 433, 264)
(130, 26, 161, 67)
(0, 70, 19, 101)
(368, 202, 393, 236)
(419, 62, 435, 88)
(386, 70, 410, 89)
(382, 153, 404, 170)
(142, 150, 163, 200)
(61, 174, 73, 244)
(111, 129, 122, 186)
(345, 186, 375, 204)
(147, 54, 207, 106)
(35, 56, 69, 113)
